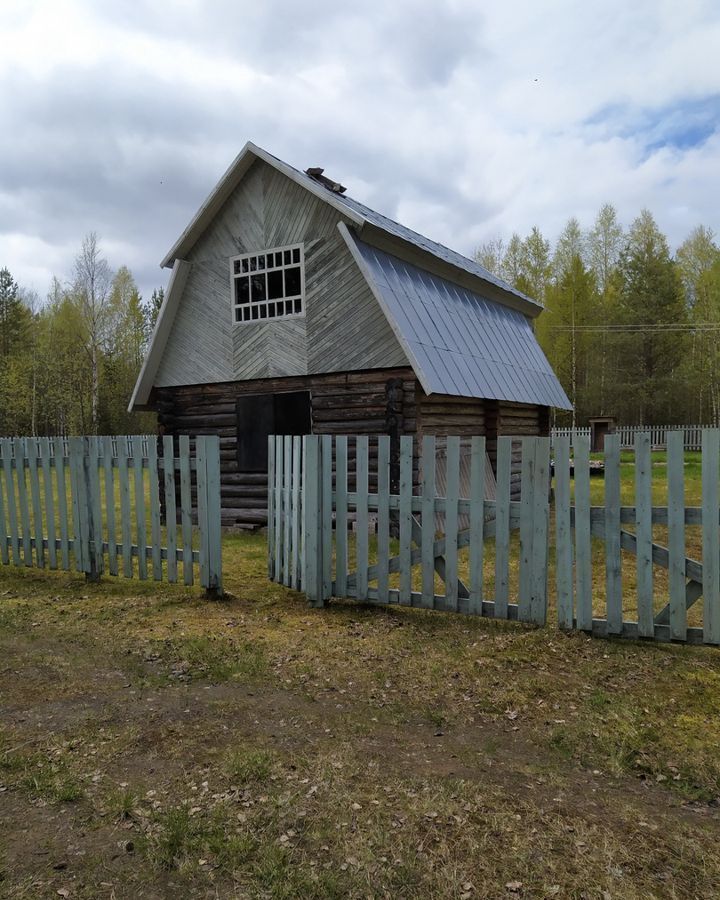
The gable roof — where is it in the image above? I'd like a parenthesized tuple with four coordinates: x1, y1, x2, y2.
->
(131, 142, 570, 412)
(160, 141, 540, 315)
(340, 224, 571, 409)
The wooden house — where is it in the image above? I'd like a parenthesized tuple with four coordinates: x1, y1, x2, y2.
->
(130, 142, 571, 526)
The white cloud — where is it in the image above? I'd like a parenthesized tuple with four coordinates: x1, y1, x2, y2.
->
(0, 0, 718, 300)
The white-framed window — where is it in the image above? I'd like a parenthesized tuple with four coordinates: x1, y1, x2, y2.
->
(230, 243, 305, 324)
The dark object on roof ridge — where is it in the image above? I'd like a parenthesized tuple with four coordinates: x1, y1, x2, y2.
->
(305, 167, 347, 195)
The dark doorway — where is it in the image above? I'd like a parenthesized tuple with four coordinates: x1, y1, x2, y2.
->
(236, 391, 311, 471)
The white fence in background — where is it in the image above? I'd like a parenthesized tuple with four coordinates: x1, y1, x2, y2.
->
(551, 425, 710, 451)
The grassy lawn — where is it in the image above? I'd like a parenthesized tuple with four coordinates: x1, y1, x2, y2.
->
(2, 523, 720, 899)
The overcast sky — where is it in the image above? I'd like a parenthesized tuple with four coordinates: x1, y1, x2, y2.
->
(1, 0, 719, 302)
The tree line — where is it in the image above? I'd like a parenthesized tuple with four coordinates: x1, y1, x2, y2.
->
(0, 233, 163, 436)
(476, 206, 720, 426)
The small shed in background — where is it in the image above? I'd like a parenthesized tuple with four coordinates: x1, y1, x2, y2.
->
(589, 416, 617, 452)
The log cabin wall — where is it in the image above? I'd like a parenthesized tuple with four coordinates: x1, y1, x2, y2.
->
(153, 366, 416, 527)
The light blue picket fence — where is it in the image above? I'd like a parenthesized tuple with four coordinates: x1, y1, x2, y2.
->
(269, 431, 720, 647)
(0, 434, 222, 593)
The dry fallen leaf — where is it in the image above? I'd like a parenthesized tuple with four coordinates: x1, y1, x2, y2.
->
(506, 881, 523, 893)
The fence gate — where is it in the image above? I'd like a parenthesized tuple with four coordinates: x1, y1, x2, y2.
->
(268, 434, 551, 625)
(0, 434, 222, 593)
(554, 431, 720, 645)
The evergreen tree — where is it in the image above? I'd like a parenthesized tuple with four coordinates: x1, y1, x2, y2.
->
(0, 267, 31, 358)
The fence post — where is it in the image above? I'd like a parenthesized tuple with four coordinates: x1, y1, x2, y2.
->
(196, 435, 223, 597)
(303, 435, 328, 608)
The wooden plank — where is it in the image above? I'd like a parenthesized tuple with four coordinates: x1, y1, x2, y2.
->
(604, 434, 622, 633)
(518, 437, 533, 621)
(39, 438, 57, 570)
(468, 436, 485, 615)
(444, 436, 460, 611)
(26, 438, 44, 568)
(702, 429, 720, 644)
(320, 434, 332, 598)
(87, 436, 103, 577)
(179, 434, 194, 586)
(299, 438, 306, 589)
(163, 435, 178, 583)
(494, 436, 512, 618)
(303, 436, 322, 605)
(68, 437, 88, 573)
(133, 435, 147, 580)
(554, 435, 573, 629)
(399, 435, 413, 605)
(376, 435, 390, 604)
(148, 439, 163, 581)
(274, 436, 283, 583)
(634, 432, 653, 637)
(196, 435, 210, 588)
(355, 436, 369, 601)
(1, 439, 20, 566)
(421, 435, 436, 608)
(102, 436, 118, 576)
(118, 436, 134, 578)
(0, 441, 8, 566)
(334, 436, 348, 597)
(291, 436, 302, 590)
(667, 430, 686, 641)
(267, 435, 275, 579)
(204, 435, 223, 594)
(284, 437, 293, 588)
(574, 434, 592, 631)
(530, 438, 550, 625)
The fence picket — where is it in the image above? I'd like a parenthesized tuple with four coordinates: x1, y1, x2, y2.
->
(399, 435, 413, 606)
(604, 434, 622, 633)
(335, 436, 348, 596)
(146, 439, 162, 581)
(2, 440, 20, 566)
(179, 434, 193, 586)
(321, 435, 332, 599)
(421, 435, 436, 609)
(468, 436, 485, 615)
(0, 442, 7, 566)
(267, 436, 276, 579)
(118, 436, 133, 578)
(635, 433, 654, 637)
(377, 435, 391, 604)
(530, 438, 550, 625)
(494, 437, 512, 618)
(102, 436, 118, 576)
(702, 429, 720, 644)
(196, 436, 210, 588)
(303, 436, 322, 606)
(274, 437, 283, 583)
(667, 431, 686, 641)
(518, 438, 534, 621)
(285, 437, 294, 589)
(554, 435, 573, 629)
(27, 438, 44, 568)
(291, 436, 302, 591)
(87, 437, 103, 577)
(204, 435, 222, 594)
(163, 435, 178, 583)
(444, 436, 460, 612)
(132, 436, 147, 580)
(39, 438, 57, 570)
(355, 436, 369, 602)
(68, 438, 88, 573)
(573, 434, 592, 630)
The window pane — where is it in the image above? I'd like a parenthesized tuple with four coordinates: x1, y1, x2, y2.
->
(241, 258, 249, 273)
(236, 277, 250, 304)
(257, 255, 265, 270)
(259, 305, 268, 319)
(251, 274, 267, 302)
(285, 266, 301, 297)
(242, 307, 251, 321)
(285, 300, 293, 315)
(267, 302, 276, 318)
(233, 260, 241, 275)
(284, 250, 291, 265)
(235, 307, 242, 322)
(250, 257, 257, 272)
(251, 305, 259, 320)
(294, 298, 302, 314)
(292, 248, 300, 264)
(275, 252, 283, 266)
(267, 270, 284, 300)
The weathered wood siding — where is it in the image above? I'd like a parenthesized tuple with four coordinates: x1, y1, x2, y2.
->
(154, 367, 416, 527)
(154, 159, 407, 388)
